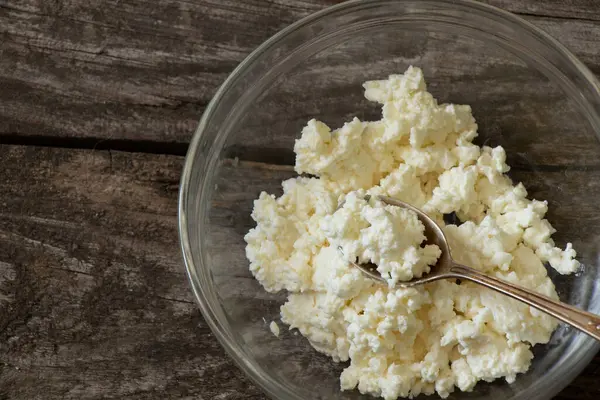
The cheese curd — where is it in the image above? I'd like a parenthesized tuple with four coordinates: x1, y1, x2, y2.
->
(321, 192, 441, 286)
(244, 66, 579, 399)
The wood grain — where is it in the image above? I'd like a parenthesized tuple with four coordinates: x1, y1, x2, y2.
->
(0, 146, 597, 399)
(2, 0, 600, 399)
(1, 0, 599, 147)
(0, 145, 266, 399)
(0, 0, 335, 144)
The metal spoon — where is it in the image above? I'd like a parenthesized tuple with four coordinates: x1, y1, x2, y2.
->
(347, 195, 600, 341)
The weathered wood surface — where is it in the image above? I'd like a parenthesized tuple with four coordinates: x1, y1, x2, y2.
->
(0, 145, 264, 399)
(1, 0, 600, 146)
(0, 146, 598, 399)
(1, 0, 600, 399)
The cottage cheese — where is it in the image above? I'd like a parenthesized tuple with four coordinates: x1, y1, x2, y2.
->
(270, 321, 280, 337)
(321, 192, 441, 286)
(245, 66, 579, 399)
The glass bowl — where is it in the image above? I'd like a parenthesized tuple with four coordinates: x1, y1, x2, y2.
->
(179, 0, 600, 399)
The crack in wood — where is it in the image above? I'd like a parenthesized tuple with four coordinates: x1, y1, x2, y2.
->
(154, 295, 195, 305)
(0, 135, 189, 156)
(514, 10, 600, 23)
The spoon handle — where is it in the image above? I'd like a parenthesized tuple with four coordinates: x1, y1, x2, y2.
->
(450, 263, 600, 341)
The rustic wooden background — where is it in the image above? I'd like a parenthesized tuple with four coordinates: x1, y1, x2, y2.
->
(1, 0, 600, 399)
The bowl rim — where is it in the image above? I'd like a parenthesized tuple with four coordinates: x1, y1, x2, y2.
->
(178, 0, 600, 399)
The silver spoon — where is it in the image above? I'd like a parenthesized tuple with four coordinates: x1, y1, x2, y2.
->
(346, 195, 600, 341)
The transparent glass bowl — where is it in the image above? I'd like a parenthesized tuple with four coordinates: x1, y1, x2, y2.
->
(179, 1, 600, 399)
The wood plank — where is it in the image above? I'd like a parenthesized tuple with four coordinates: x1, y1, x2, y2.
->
(0, 145, 265, 399)
(0, 146, 599, 398)
(1, 0, 600, 151)
(0, 0, 334, 143)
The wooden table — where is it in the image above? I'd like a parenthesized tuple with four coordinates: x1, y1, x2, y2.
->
(1, 0, 599, 398)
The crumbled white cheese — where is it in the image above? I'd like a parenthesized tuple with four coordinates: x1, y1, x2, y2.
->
(245, 66, 579, 399)
(269, 321, 280, 337)
(321, 191, 441, 286)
